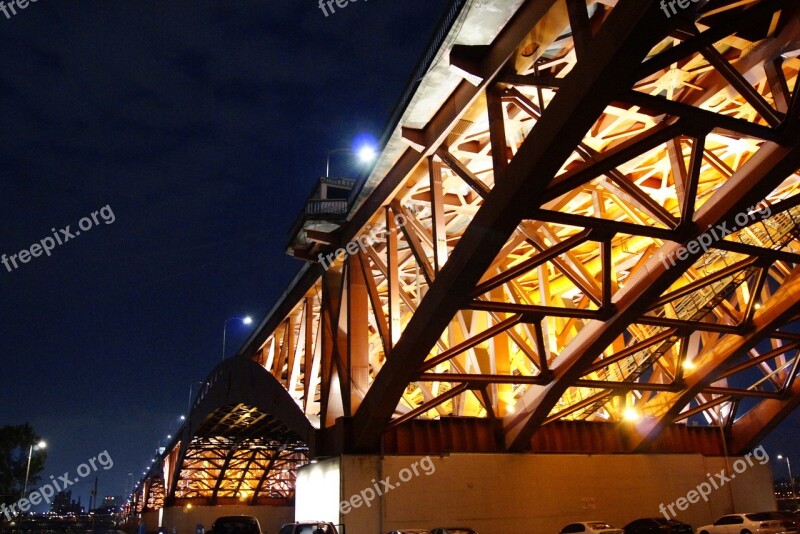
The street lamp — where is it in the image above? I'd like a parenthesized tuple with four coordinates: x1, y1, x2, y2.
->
(222, 315, 253, 361)
(325, 146, 376, 177)
(778, 454, 797, 501)
(22, 440, 46, 499)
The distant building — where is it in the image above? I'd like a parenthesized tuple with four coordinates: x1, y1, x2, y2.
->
(102, 495, 123, 507)
(50, 490, 84, 516)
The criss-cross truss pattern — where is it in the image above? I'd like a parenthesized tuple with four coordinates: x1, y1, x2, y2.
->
(174, 436, 304, 504)
(170, 404, 308, 506)
(131, 401, 308, 512)
(242, 0, 800, 456)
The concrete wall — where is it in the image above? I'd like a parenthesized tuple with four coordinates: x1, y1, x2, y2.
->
(142, 510, 160, 533)
(143, 504, 293, 534)
(299, 452, 776, 534)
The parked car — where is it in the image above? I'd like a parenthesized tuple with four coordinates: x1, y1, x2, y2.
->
(623, 518, 692, 533)
(559, 521, 623, 533)
(696, 512, 790, 534)
(278, 522, 340, 534)
(430, 529, 478, 534)
(211, 516, 262, 534)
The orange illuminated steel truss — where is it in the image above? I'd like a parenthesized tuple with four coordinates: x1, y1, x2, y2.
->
(246, 0, 800, 457)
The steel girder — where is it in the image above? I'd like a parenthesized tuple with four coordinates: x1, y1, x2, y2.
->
(134, 358, 311, 509)
(243, 0, 800, 456)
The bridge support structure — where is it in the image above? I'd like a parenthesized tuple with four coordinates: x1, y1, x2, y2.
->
(298, 452, 774, 534)
(141, 505, 293, 534)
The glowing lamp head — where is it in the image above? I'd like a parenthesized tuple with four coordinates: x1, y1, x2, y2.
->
(623, 407, 641, 422)
(357, 145, 376, 163)
(242, 316, 253, 325)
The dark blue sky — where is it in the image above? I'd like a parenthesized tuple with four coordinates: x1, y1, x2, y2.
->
(1, 0, 798, 512)
(0, 0, 450, 507)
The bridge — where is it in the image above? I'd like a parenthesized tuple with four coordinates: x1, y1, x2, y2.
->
(131, 0, 800, 532)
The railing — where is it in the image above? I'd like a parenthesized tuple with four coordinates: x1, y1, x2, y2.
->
(304, 199, 348, 219)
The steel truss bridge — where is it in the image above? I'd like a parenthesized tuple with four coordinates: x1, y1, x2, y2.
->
(132, 0, 800, 513)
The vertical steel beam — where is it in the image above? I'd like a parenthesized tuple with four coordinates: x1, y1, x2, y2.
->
(387, 206, 401, 345)
(566, 0, 591, 60)
(348, 253, 370, 415)
(286, 314, 297, 390)
(487, 84, 509, 179)
(303, 297, 314, 412)
(429, 155, 448, 272)
(321, 270, 345, 427)
(353, 0, 676, 452)
(764, 57, 791, 113)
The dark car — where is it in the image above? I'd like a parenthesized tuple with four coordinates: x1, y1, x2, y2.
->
(623, 518, 692, 534)
(211, 516, 262, 534)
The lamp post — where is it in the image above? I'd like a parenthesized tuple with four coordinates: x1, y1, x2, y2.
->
(222, 316, 253, 361)
(325, 146, 375, 177)
(22, 440, 46, 499)
(778, 454, 797, 501)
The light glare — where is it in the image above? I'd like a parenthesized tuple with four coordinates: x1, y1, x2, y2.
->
(357, 145, 376, 163)
(623, 407, 641, 422)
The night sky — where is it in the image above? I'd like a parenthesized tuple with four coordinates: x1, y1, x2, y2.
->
(1, 0, 799, 512)
(0, 0, 450, 507)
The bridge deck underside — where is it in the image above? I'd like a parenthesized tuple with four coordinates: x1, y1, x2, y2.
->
(134, 404, 308, 511)
(243, 0, 800, 456)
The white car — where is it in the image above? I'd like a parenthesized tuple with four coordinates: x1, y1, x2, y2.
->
(696, 513, 789, 534)
(559, 521, 624, 534)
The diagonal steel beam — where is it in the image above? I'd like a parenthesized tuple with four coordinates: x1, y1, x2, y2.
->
(633, 266, 800, 451)
(730, 375, 800, 454)
(504, 139, 800, 451)
(351, 0, 679, 452)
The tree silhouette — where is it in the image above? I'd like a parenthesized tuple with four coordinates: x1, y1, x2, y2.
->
(0, 423, 47, 505)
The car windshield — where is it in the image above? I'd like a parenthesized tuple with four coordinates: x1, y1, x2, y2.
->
(587, 523, 613, 529)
